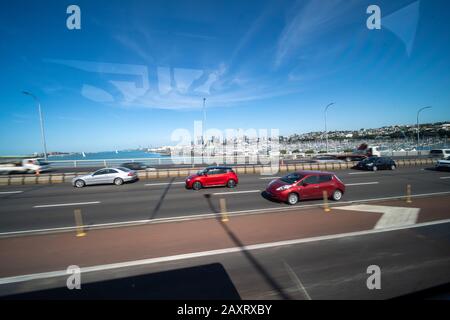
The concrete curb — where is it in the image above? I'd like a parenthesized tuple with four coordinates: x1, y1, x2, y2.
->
(0, 159, 438, 186)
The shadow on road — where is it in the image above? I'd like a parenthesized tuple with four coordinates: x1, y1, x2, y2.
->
(150, 177, 175, 219)
(1, 263, 241, 300)
(203, 193, 291, 300)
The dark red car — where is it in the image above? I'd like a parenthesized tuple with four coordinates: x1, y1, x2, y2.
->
(265, 171, 346, 205)
(185, 166, 239, 190)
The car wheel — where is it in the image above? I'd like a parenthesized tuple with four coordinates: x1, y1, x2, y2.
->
(372, 166, 378, 171)
(390, 164, 396, 170)
(227, 179, 236, 188)
(74, 179, 85, 188)
(332, 189, 343, 201)
(192, 181, 202, 190)
(287, 193, 299, 205)
(114, 178, 124, 186)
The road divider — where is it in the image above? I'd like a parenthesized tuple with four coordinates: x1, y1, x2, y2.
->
(0, 159, 437, 186)
(33, 201, 101, 208)
(219, 198, 229, 222)
(74, 209, 87, 237)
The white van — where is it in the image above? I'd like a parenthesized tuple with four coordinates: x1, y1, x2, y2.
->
(429, 149, 450, 159)
(0, 158, 51, 174)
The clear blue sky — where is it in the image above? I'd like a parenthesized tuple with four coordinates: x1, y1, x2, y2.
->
(0, 0, 449, 154)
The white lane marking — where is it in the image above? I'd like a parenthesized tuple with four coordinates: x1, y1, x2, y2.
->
(3, 190, 450, 237)
(348, 172, 374, 175)
(33, 201, 100, 208)
(335, 205, 419, 229)
(283, 261, 312, 300)
(1, 218, 449, 285)
(346, 182, 379, 186)
(439, 176, 450, 179)
(212, 190, 261, 195)
(145, 182, 185, 186)
(0, 191, 23, 195)
(259, 177, 280, 180)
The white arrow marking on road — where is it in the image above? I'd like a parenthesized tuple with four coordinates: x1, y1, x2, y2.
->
(335, 204, 420, 229)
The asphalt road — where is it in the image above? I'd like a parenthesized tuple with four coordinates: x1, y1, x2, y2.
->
(1, 216, 449, 299)
(0, 165, 449, 234)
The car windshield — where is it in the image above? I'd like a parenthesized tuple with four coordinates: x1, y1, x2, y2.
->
(118, 167, 131, 172)
(280, 173, 305, 184)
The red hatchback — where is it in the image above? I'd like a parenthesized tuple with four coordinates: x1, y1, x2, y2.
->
(185, 166, 239, 190)
(265, 171, 345, 205)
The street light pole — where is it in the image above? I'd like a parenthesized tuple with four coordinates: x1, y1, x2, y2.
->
(416, 106, 432, 149)
(202, 97, 206, 162)
(324, 102, 335, 154)
(22, 91, 48, 160)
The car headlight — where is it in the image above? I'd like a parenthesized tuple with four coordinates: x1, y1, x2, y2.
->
(366, 163, 374, 166)
(276, 185, 292, 191)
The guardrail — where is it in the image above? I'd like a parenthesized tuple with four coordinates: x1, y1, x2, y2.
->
(45, 152, 434, 167)
(45, 156, 278, 168)
(0, 158, 438, 186)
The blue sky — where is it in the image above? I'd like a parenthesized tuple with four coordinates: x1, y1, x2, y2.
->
(0, 0, 449, 154)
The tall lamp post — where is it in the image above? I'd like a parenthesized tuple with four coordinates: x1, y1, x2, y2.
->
(416, 106, 432, 150)
(324, 102, 335, 154)
(22, 91, 48, 160)
(202, 98, 206, 162)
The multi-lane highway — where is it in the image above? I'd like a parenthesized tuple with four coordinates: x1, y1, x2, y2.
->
(0, 165, 449, 234)
(0, 164, 449, 299)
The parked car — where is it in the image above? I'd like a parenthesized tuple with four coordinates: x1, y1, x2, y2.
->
(185, 166, 238, 190)
(72, 167, 138, 187)
(120, 162, 147, 170)
(429, 149, 450, 160)
(355, 156, 396, 171)
(436, 156, 450, 171)
(265, 171, 346, 205)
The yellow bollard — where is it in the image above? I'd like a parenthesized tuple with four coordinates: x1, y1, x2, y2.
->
(74, 209, 86, 237)
(219, 198, 229, 222)
(323, 190, 331, 212)
(406, 184, 412, 203)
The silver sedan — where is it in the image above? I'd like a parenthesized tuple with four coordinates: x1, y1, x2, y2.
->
(72, 167, 138, 188)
